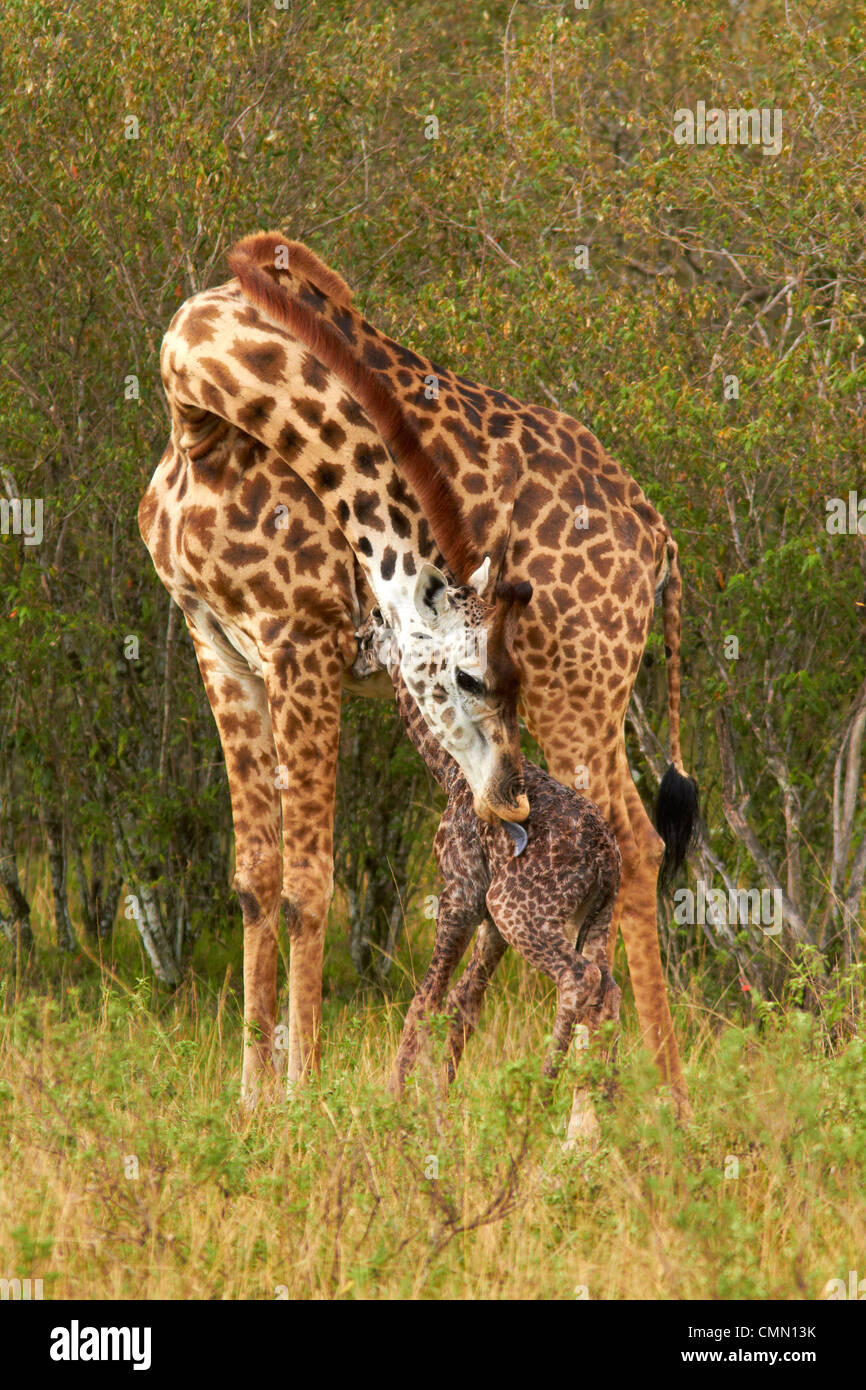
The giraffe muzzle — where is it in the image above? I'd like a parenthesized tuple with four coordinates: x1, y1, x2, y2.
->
(497, 790, 531, 823)
(475, 786, 530, 824)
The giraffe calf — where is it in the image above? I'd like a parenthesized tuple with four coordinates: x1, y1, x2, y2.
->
(353, 603, 622, 1120)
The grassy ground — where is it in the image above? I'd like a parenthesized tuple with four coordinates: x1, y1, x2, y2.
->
(0, 913, 863, 1301)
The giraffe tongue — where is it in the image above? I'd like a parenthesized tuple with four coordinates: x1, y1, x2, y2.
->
(503, 821, 528, 857)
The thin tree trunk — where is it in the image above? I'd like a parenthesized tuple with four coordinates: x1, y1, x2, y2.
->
(71, 838, 97, 938)
(714, 710, 809, 945)
(71, 835, 121, 940)
(99, 873, 123, 940)
(828, 675, 866, 964)
(841, 833, 866, 970)
(0, 808, 33, 952)
(158, 597, 179, 789)
(44, 811, 76, 951)
(110, 813, 181, 985)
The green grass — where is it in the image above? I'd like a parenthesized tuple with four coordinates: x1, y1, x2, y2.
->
(1, 913, 863, 1300)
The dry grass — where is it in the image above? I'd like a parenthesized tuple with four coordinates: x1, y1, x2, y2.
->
(0, 919, 863, 1301)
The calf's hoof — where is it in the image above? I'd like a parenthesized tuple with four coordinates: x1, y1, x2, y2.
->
(563, 1087, 601, 1151)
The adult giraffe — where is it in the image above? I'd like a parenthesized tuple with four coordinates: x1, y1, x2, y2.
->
(139, 231, 697, 1112)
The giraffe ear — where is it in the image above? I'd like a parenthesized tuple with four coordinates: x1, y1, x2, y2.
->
(413, 563, 450, 624)
(467, 555, 491, 596)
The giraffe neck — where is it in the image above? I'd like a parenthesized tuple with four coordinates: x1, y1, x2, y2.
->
(226, 236, 480, 581)
(170, 366, 429, 616)
(165, 284, 468, 645)
(388, 656, 460, 794)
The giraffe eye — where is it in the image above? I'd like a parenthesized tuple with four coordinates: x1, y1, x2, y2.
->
(456, 669, 485, 697)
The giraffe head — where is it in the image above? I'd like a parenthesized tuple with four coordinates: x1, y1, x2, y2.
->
(356, 561, 533, 824)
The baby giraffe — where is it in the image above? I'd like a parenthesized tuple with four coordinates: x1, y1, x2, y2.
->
(353, 584, 622, 1127)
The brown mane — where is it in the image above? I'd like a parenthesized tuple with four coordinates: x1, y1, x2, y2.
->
(227, 231, 481, 584)
(233, 230, 355, 307)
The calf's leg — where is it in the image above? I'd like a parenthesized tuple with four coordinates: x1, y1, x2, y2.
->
(389, 888, 479, 1097)
(445, 915, 508, 1082)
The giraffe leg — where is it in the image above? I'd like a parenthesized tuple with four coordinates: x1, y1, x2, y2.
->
(613, 760, 691, 1118)
(576, 890, 622, 1034)
(485, 894, 603, 1093)
(544, 957, 604, 1081)
(185, 621, 282, 1107)
(444, 916, 507, 1082)
(566, 889, 622, 1148)
(540, 731, 691, 1119)
(389, 892, 478, 1098)
(261, 638, 345, 1088)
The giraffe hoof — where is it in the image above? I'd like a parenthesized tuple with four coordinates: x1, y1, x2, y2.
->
(563, 1088, 601, 1151)
(672, 1086, 694, 1125)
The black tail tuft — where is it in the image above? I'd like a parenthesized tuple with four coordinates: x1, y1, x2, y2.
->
(654, 764, 700, 890)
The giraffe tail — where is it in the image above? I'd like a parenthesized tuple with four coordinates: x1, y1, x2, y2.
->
(654, 537, 699, 887)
